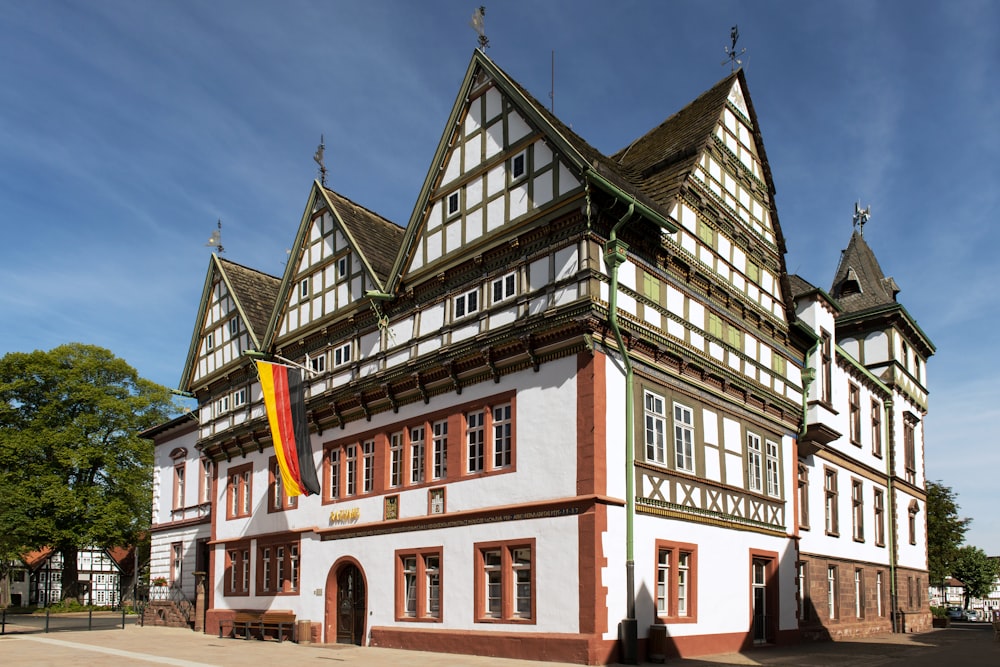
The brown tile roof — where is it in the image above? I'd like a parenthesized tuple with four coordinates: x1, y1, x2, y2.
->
(830, 231, 900, 314)
(323, 187, 405, 284)
(611, 73, 739, 207)
(218, 258, 281, 342)
(788, 274, 818, 298)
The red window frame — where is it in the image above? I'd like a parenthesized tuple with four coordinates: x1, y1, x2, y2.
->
(225, 463, 253, 520)
(473, 538, 535, 624)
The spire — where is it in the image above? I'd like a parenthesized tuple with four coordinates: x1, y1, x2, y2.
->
(830, 227, 900, 314)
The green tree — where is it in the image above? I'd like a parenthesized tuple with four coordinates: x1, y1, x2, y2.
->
(926, 480, 971, 586)
(952, 545, 1000, 609)
(0, 344, 175, 602)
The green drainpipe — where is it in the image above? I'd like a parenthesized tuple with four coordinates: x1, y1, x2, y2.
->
(603, 199, 637, 664)
(884, 398, 899, 631)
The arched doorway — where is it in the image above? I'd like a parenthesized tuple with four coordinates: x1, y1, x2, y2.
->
(326, 559, 366, 645)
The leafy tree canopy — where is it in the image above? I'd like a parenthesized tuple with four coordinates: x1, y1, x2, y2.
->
(952, 545, 1000, 606)
(0, 344, 175, 575)
(926, 480, 971, 585)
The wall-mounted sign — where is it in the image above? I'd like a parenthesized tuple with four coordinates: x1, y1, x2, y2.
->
(329, 507, 360, 524)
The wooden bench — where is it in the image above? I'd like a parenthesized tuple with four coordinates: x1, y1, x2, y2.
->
(259, 611, 296, 643)
(219, 611, 263, 640)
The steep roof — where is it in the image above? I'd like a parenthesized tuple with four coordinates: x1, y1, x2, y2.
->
(217, 258, 282, 342)
(830, 231, 900, 314)
(321, 186, 404, 284)
(612, 72, 740, 206)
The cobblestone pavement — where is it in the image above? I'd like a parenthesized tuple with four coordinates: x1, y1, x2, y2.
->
(0, 619, 997, 667)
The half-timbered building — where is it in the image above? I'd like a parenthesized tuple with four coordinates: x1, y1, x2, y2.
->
(150, 49, 933, 663)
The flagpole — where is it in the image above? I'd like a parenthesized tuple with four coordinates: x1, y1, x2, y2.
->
(242, 350, 319, 377)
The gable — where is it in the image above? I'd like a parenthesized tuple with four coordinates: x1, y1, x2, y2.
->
(190, 274, 250, 384)
(402, 64, 583, 278)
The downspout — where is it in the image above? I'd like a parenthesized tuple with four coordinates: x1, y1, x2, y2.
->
(602, 196, 638, 664)
(884, 398, 900, 632)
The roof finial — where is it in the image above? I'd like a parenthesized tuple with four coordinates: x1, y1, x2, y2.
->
(205, 219, 224, 254)
(853, 201, 871, 235)
(723, 24, 746, 72)
(470, 6, 489, 51)
(313, 134, 327, 187)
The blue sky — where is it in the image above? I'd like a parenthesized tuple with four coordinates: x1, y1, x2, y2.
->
(2, 1, 997, 554)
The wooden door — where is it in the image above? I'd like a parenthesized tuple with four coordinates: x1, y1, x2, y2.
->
(336, 564, 365, 645)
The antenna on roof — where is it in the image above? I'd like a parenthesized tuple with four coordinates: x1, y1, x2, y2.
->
(470, 6, 489, 51)
(314, 134, 327, 187)
(549, 50, 555, 113)
(853, 201, 872, 236)
(723, 25, 746, 72)
(205, 219, 224, 254)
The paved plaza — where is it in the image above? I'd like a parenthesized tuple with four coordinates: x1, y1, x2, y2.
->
(0, 621, 997, 666)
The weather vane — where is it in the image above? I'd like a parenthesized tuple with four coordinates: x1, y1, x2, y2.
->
(206, 219, 224, 254)
(314, 134, 327, 187)
(853, 201, 871, 235)
(723, 25, 746, 72)
(470, 6, 489, 51)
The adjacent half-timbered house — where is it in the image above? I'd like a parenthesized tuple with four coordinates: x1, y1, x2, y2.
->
(150, 49, 933, 664)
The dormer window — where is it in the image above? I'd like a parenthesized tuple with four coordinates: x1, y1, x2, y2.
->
(840, 267, 862, 296)
(510, 151, 526, 181)
(447, 191, 460, 217)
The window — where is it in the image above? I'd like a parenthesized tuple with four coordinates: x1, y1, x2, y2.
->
(389, 432, 403, 487)
(206, 332, 214, 351)
(493, 403, 512, 469)
(765, 440, 780, 497)
(827, 566, 838, 619)
(396, 549, 442, 621)
(475, 540, 534, 623)
(824, 468, 838, 536)
(907, 576, 914, 609)
(467, 410, 485, 473)
(268, 457, 297, 512)
(673, 403, 694, 473)
(363, 439, 375, 493)
(903, 416, 917, 484)
(233, 387, 247, 408)
(226, 463, 252, 520)
(171, 542, 182, 586)
(874, 488, 885, 546)
(309, 353, 327, 374)
(410, 426, 425, 484)
(229, 317, 239, 337)
(855, 569, 864, 618)
(797, 464, 810, 529)
(257, 538, 300, 595)
(299, 278, 309, 299)
(454, 288, 479, 319)
(644, 390, 666, 465)
(797, 561, 810, 621)
(747, 432, 763, 493)
(173, 463, 185, 511)
(215, 395, 229, 417)
(849, 383, 861, 444)
(337, 255, 349, 280)
(326, 448, 341, 500)
(447, 191, 460, 217)
(224, 543, 251, 595)
(726, 324, 742, 350)
(643, 271, 659, 301)
(655, 541, 698, 622)
(492, 272, 517, 303)
(820, 331, 832, 404)
(876, 571, 884, 616)
(697, 220, 715, 246)
(432, 420, 448, 480)
(707, 313, 724, 339)
(345, 444, 357, 496)
(871, 400, 882, 457)
(852, 479, 864, 542)
(510, 151, 526, 180)
(333, 342, 352, 368)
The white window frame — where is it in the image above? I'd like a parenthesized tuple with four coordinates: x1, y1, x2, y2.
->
(446, 191, 460, 217)
(337, 255, 349, 281)
(410, 425, 425, 484)
(644, 390, 666, 465)
(299, 278, 309, 299)
(492, 272, 517, 304)
(510, 150, 527, 181)
(765, 440, 780, 497)
(233, 387, 247, 408)
(205, 332, 214, 351)
(309, 353, 327, 374)
(229, 317, 239, 337)
(454, 288, 479, 319)
(747, 432, 763, 492)
(215, 395, 230, 417)
(467, 410, 485, 473)
(432, 420, 448, 480)
(333, 342, 352, 368)
(389, 432, 403, 487)
(673, 402, 694, 473)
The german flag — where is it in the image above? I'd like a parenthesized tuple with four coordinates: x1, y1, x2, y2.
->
(256, 360, 320, 496)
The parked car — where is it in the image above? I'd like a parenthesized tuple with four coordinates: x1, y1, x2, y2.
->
(965, 609, 980, 622)
(946, 606, 965, 621)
